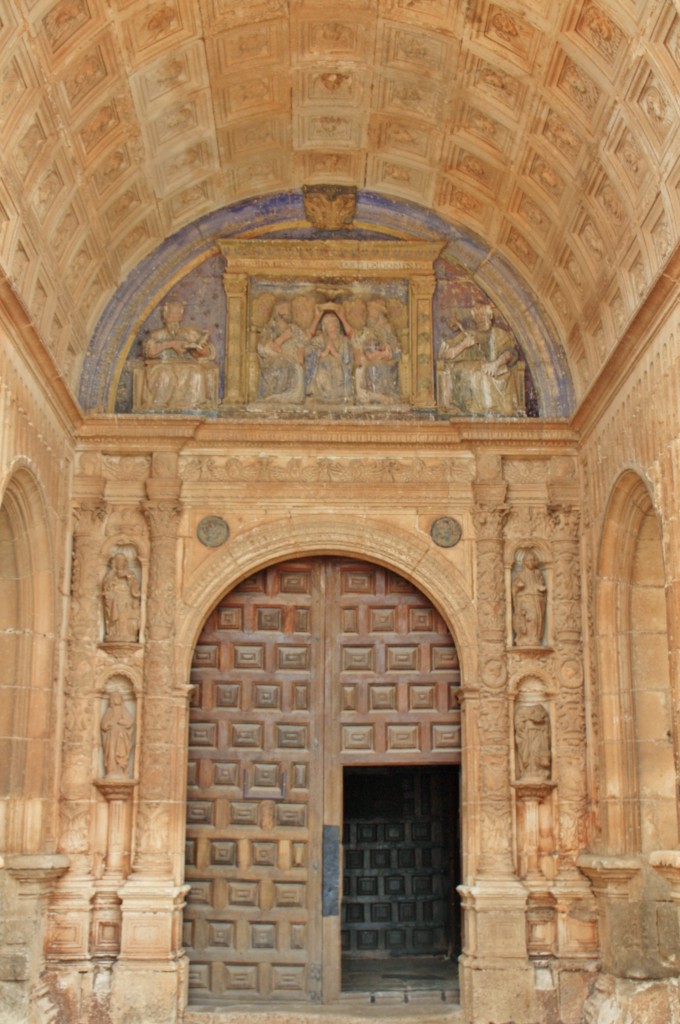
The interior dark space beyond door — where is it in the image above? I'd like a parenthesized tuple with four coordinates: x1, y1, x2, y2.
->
(341, 765, 460, 995)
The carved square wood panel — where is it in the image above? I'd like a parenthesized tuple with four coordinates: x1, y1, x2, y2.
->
(207, 921, 234, 948)
(369, 685, 397, 710)
(272, 965, 306, 992)
(213, 762, 239, 786)
(218, 607, 243, 629)
(256, 606, 283, 630)
(369, 607, 396, 631)
(341, 646, 375, 672)
(215, 683, 240, 707)
(232, 723, 263, 748)
(276, 645, 310, 670)
(279, 571, 311, 593)
(386, 645, 418, 671)
(210, 840, 237, 866)
(233, 645, 264, 670)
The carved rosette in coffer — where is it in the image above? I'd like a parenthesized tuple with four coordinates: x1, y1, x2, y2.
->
(218, 238, 445, 412)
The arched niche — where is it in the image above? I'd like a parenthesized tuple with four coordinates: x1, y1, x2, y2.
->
(0, 464, 56, 854)
(595, 470, 677, 855)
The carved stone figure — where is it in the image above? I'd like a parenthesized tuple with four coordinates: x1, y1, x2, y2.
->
(512, 549, 547, 646)
(134, 300, 218, 412)
(256, 301, 306, 403)
(515, 703, 551, 780)
(305, 307, 355, 404)
(101, 691, 134, 777)
(438, 304, 524, 416)
(353, 300, 401, 405)
(103, 552, 141, 643)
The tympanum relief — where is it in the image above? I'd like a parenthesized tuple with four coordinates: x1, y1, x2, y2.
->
(112, 234, 537, 418)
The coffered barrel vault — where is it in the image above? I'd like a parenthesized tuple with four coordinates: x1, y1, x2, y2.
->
(0, 1, 677, 403)
(1, 3, 680, 1024)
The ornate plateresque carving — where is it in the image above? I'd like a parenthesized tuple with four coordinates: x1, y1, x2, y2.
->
(302, 184, 357, 230)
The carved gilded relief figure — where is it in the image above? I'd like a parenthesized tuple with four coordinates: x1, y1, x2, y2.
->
(133, 300, 218, 412)
(437, 304, 525, 416)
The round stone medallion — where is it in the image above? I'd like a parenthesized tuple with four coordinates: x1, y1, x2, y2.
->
(430, 516, 462, 548)
(197, 515, 230, 548)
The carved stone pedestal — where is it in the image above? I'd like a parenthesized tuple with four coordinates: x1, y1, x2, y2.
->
(458, 879, 538, 1023)
(577, 854, 642, 976)
(112, 884, 190, 1024)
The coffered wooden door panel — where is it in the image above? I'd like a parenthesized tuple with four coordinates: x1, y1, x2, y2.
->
(185, 558, 461, 1006)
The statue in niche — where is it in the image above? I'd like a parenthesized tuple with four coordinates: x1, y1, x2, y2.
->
(134, 300, 218, 412)
(101, 691, 134, 777)
(512, 549, 547, 646)
(256, 300, 306, 404)
(515, 703, 551, 781)
(103, 552, 141, 643)
(437, 304, 524, 416)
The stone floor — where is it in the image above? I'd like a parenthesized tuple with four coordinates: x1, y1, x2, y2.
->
(184, 956, 463, 1024)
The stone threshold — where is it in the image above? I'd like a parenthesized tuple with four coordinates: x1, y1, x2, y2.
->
(184, 995, 464, 1024)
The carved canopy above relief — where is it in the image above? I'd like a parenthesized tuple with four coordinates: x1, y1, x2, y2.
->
(218, 238, 446, 414)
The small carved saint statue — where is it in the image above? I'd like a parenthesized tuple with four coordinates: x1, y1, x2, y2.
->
(514, 703, 551, 781)
(101, 691, 134, 777)
(103, 552, 141, 643)
(512, 549, 547, 646)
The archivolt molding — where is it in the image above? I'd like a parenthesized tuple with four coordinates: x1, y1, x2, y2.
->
(177, 514, 476, 678)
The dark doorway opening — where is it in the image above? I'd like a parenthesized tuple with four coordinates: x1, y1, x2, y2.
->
(341, 765, 460, 998)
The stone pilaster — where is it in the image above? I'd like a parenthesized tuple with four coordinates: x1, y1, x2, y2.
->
(459, 483, 536, 1024)
(48, 491, 106, 959)
(118, 469, 188, 1007)
(548, 499, 599, 987)
(472, 491, 514, 877)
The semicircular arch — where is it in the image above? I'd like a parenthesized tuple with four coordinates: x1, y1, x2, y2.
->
(178, 514, 476, 683)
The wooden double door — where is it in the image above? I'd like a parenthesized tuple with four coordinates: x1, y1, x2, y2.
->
(184, 558, 461, 1005)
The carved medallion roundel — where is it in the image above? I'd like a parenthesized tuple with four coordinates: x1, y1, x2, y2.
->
(430, 516, 462, 548)
(196, 516, 230, 548)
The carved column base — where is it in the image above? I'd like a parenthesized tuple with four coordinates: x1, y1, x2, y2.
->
(458, 881, 538, 1024)
(45, 873, 96, 960)
(118, 882, 189, 962)
(459, 877, 528, 959)
(111, 952, 189, 1024)
(526, 890, 557, 958)
(91, 886, 123, 957)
